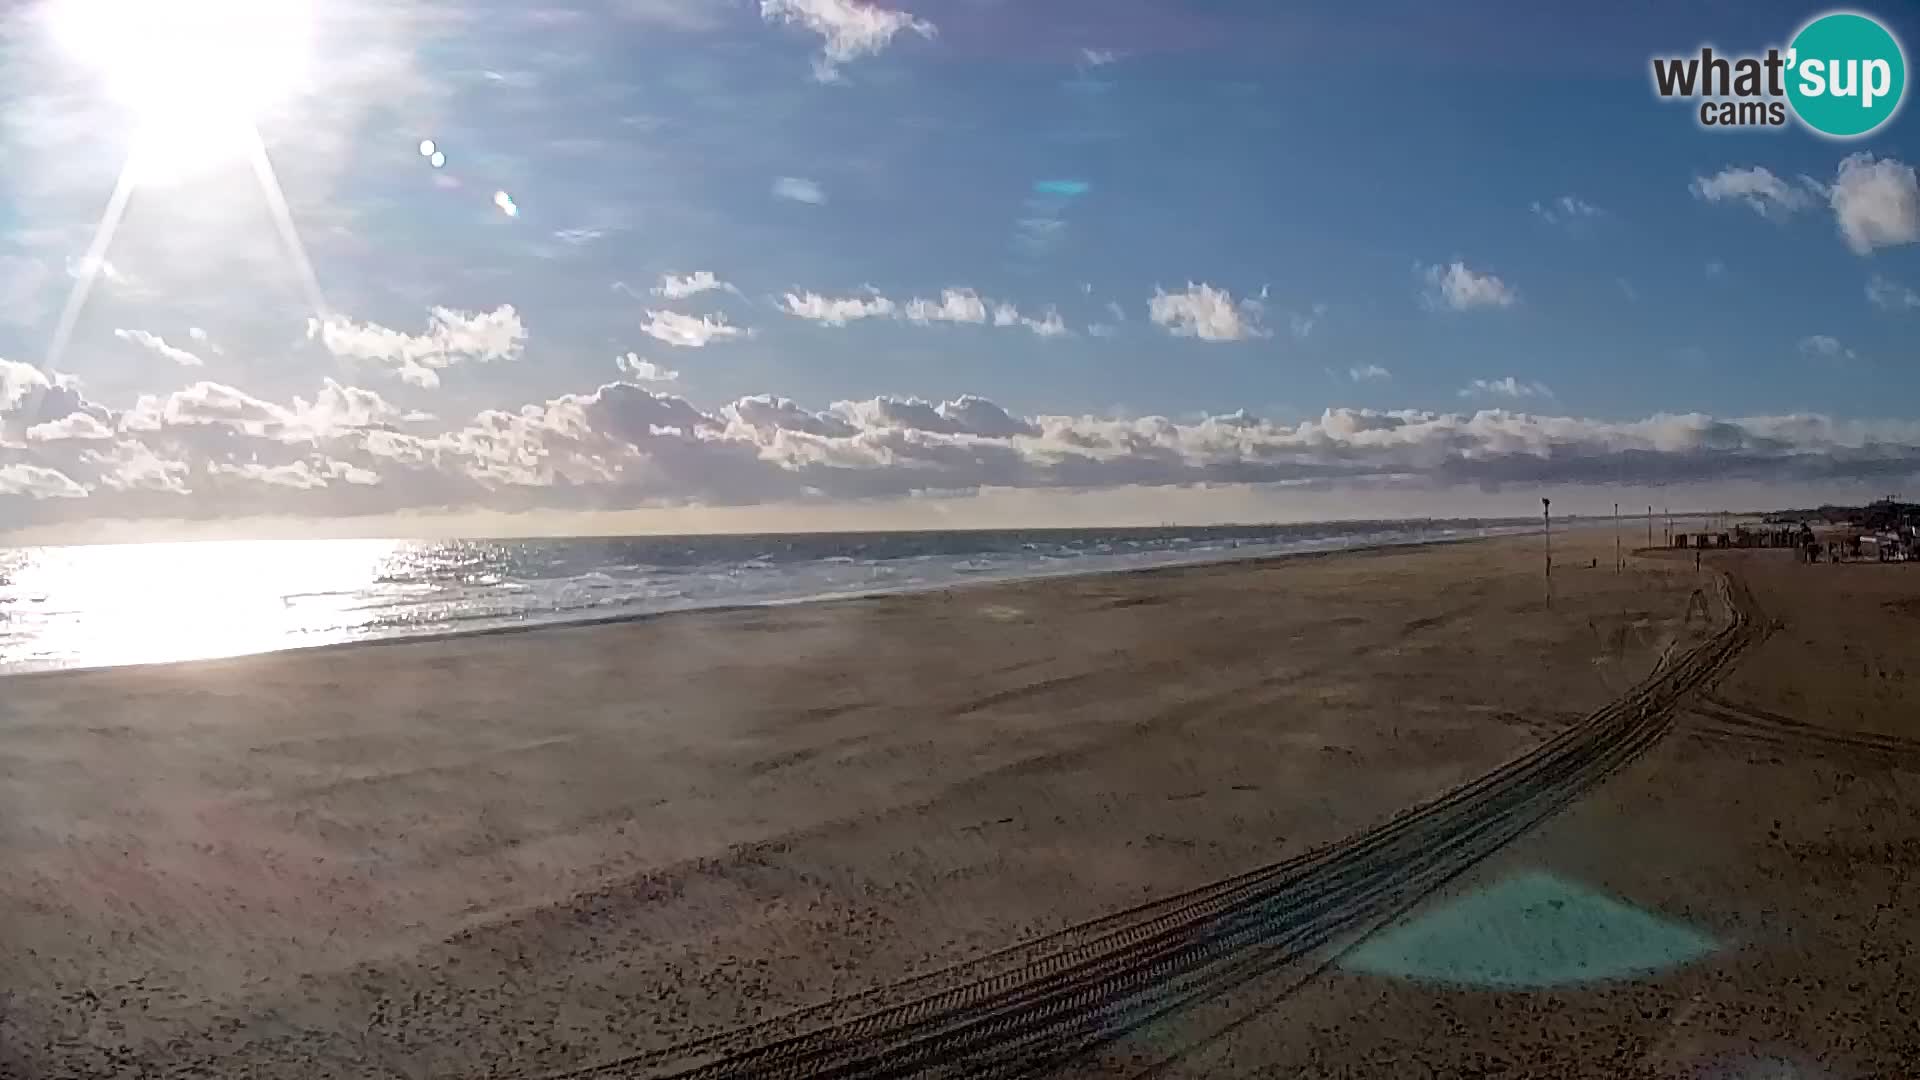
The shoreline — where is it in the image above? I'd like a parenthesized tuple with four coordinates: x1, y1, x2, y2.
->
(0, 527, 1519, 683)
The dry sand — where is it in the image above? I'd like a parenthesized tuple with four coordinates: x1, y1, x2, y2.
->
(1124, 547, 1920, 1078)
(0, 531, 1788, 1078)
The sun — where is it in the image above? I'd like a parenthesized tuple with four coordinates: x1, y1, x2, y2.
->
(47, 0, 315, 184)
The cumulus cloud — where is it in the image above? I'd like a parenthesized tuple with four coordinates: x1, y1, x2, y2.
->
(779, 288, 897, 325)
(759, 0, 935, 82)
(616, 353, 680, 382)
(772, 176, 826, 204)
(26, 412, 114, 442)
(1530, 195, 1602, 225)
(1021, 308, 1069, 338)
(1148, 283, 1271, 341)
(1799, 334, 1855, 361)
(1868, 274, 1920, 310)
(11, 357, 1920, 526)
(1420, 262, 1517, 312)
(905, 288, 989, 325)
(653, 271, 737, 299)
(1350, 364, 1391, 382)
(642, 309, 750, 347)
(1460, 377, 1552, 400)
(1, 359, 110, 446)
(1691, 165, 1821, 220)
(113, 328, 205, 367)
(0, 463, 85, 499)
(81, 441, 191, 494)
(308, 306, 527, 389)
(1829, 153, 1920, 256)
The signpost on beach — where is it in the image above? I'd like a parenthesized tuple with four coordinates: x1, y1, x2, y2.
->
(1543, 497, 1553, 607)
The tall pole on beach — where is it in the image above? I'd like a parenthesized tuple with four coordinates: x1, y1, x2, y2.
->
(1543, 497, 1553, 607)
(1647, 506, 1654, 549)
(1614, 502, 1621, 573)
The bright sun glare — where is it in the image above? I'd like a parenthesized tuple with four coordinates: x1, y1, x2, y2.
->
(48, 0, 314, 183)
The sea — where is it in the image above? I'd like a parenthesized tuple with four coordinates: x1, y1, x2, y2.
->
(0, 519, 1529, 674)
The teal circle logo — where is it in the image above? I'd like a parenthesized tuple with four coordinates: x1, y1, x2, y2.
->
(1786, 12, 1906, 137)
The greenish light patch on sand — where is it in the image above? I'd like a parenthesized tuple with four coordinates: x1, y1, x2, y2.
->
(1343, 871, 1717, 989)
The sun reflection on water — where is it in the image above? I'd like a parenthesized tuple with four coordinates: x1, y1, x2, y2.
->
(0, 539, 402, 671)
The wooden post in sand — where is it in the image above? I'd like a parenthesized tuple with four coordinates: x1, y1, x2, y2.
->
(1647, 506, 1654, 550)
(1543, 497, 1553, 607)
(1614, 502, 1621, 573)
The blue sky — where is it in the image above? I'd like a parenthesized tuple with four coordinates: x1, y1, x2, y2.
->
(3, 0, 1920, 537)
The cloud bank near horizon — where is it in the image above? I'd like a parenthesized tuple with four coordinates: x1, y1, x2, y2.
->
(6, 356, 1920, 532)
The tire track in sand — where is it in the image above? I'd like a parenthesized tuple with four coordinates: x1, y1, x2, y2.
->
(1682, 694, 1920, 765)
(536, 573, 1763, 1080)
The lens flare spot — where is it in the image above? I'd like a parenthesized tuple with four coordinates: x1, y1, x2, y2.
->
(493, 190, 519, 217)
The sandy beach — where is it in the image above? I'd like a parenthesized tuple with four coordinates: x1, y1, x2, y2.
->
(5, 529, 1911, 1077)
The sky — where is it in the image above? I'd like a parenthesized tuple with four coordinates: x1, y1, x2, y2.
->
(4, 0, 1920, 540)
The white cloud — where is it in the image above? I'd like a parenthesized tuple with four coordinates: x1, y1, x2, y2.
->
(26, 412, 114, 441)
(1867, 274, 1920, 310)
(81, 441, 191, 494)
(778, 288, 897, 325)
(654, 271, 737, 299)
(1021, 308, 1069, 338)
(772, 176, 826, 204)
(1148, 282, 1271, 342)
(209, 458, 379, 490)
(1798, 334, 1855, 361)
(1350, 364, 1391, 382)
(1829, 153, 1920, 255)
(760, 0, 935, 82)
(1087, 323, 1117, 338)
(642, 309, 749, 347)
(0, 463, 86, 499)
(16, 361, 1920, 527)
(308, 306, 528, 389)
(113, 328, 205, 367)
(905, 288, 989, 325)
(1105, 300, 1127, 323)
(1081, 48, 1120, 67)
(1691, 165, 1822, 220)
(616, 353, 680, 382)
(1419, 261, 1517, 311)
(1530, 195, 1602, 225)
(1460, 377, 1552, 400)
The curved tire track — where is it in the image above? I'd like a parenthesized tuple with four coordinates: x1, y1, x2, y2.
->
(543, 572, 1763, 1080)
